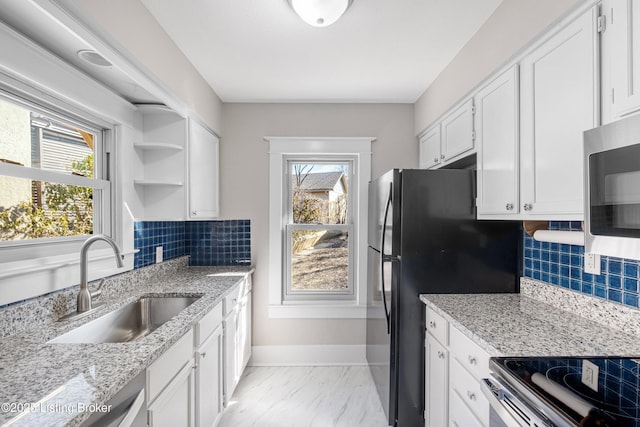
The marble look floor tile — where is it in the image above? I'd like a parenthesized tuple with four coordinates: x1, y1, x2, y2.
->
(218, 366, 388, 427)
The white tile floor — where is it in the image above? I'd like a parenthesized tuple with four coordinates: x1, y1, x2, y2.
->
(218, 366, 389, 427)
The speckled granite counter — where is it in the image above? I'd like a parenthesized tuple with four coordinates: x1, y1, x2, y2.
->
(0, 257, 253, 427)
(420, 279, 640, 358)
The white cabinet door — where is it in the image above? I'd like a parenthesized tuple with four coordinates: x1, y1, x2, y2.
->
(188, 119, 219, 219)
(196, 325, 224, 427)
(476, 66, 520, 217)
(520, 7, 598, 218)
(238, 291, 252, 373)
(607, 0, 640, 118)
(602, 0, 640, 118)
(148, 360, 195, 427)
(419, 125, 441, 169)
(440, 99, 474, 162)
(223, 306, 238, 405)
(425, 334, 448, 427)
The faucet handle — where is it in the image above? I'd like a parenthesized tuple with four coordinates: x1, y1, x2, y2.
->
(91, 278, 106, 299)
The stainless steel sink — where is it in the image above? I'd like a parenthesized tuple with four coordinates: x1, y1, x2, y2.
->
(50, 296, 200, 344)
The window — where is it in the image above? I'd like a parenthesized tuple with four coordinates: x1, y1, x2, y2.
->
(285, 159, 354, 300)
(0, 92, 110, 245)
(267, 138, 372, 318)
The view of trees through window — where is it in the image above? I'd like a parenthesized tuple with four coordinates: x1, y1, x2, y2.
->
(0, 98, 96, 241)
(288, 162, 351, 294)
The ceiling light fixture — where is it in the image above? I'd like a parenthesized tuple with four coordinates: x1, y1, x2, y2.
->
(288, 0, 353, 27)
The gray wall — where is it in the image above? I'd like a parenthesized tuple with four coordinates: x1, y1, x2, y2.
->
(70, 0, 223, 134)
(220, 103, 415, 346)
(414, 0, 580, 135)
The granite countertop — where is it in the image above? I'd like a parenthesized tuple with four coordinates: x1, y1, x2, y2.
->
(420, 282, 640, 358)
(0, 259, 253, 427)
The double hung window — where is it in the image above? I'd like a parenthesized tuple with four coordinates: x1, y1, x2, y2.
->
(284, 159, 354, 300)
(267, 137, 372, 318)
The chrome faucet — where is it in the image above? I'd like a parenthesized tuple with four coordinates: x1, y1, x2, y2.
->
(77, 234, 124, 313)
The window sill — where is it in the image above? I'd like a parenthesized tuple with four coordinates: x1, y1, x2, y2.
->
(268, 303, 368, 319)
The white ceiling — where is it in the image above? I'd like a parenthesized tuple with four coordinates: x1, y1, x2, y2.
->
(140, 0, 504, 103)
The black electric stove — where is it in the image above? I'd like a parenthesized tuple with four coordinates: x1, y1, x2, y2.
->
(485, 357, 640, 427)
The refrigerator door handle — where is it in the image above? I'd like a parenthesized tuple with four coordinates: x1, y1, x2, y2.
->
(380, 182, 392, 334)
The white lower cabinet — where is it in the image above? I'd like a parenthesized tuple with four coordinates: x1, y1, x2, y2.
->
(425, 334, 448, 427)
(425, 306, 492, 427)
(148, 360, 196, 427)
(147, 330, 196, 427)
(223, 276, 253, 405)
(449, 388, 483, 427)
(196, 326, 224, 427)
(195, 300, 224, 427)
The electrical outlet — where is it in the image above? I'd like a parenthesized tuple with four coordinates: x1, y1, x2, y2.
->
(156, 246, 163, 263)
(584, 253, 601, 275)
(581, 360, 599, 392)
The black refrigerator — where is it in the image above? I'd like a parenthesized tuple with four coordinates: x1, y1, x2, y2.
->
(366, 169, 520, 427)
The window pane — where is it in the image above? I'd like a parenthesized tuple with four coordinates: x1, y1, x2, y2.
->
(291, 229, 349, 291)
(0, 175, 93, 240)
(290, 163, 348, 224)
(0, 97, 95, 177)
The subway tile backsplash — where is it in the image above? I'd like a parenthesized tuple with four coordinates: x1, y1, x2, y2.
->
(523, 221, 640, 309)
(134, 220, 251, 269)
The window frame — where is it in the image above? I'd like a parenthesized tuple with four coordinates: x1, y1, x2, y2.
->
(0, 90, 111, 248)
(283, 157, 355, 300)
(267, 137, 373, 319)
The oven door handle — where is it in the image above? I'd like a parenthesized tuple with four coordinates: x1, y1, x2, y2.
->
(481, 375, 552, 427)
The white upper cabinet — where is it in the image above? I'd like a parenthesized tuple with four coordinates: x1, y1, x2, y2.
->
(440, 99, 475, 162)
(475, 66, 520, 217)
(519, 6, 598, 219)
(604, 0, 640, 119)
(419, 125, 441, 169)
(188, 119, 220, 220)
(418, 99, 475, 170)
(133, 105, 220, 221)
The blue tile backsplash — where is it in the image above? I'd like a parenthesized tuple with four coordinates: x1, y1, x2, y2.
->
(134, 220, 250, 269)
(186, 220, 251, 266)
(523, 221, 640, 309)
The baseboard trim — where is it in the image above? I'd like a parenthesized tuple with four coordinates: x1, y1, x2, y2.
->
(249, 345, 367, 367)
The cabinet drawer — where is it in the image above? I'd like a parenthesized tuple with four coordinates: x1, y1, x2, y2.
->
(449, 326, 490, 379)
(223, 285, 241, 315)
(450, 358, 490, 426)
(147, 329, 194, 404)
(426, 307, 448, 346)
(196, 302, 223, 346)
(449, 385, 484, 427)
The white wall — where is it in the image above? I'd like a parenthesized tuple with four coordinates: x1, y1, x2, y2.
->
(414, 0, 580, 135)
(221, 103, 415, 347)
(68, 0, 223, 134)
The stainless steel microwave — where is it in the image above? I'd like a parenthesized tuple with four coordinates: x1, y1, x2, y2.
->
(584, 113, 640, 260)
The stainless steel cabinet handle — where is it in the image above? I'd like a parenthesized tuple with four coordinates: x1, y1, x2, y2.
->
(524, 203, 533, 211)
(437, 351, 445, 359)
(433, 157, 438, 163)
(192, 210, 197, 215)
(440, 154, 445, 160)
(505, 203, 514, 211)
(467, 391, 476, 401)
(468, 356, 477, 365)
(429, 321, 436, 328)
